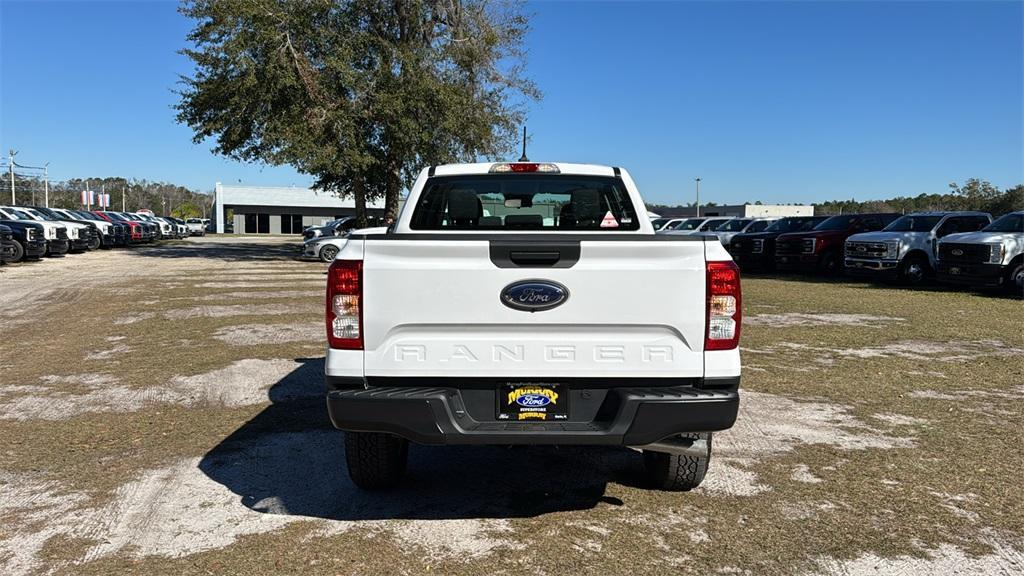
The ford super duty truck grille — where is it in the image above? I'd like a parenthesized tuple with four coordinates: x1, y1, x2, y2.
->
(939, 243, 989, 264)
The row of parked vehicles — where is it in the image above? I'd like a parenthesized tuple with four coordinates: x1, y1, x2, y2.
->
(653, 211, 1024, 293)
(0, 206, 209, 264)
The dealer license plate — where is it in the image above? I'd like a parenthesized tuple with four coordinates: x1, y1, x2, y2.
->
(497, 384, 568, 421)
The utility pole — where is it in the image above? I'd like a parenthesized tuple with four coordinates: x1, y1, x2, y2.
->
(43, 163, 49, 207)
(122, 183, 126, 212)
(8, 149, 16, 204)
(694, 177, 702, 218)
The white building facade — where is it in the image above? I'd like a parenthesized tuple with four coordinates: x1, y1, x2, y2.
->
(213, 183, 385, 234)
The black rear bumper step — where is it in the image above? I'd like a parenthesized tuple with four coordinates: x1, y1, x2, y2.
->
(326, 383, 739, 446)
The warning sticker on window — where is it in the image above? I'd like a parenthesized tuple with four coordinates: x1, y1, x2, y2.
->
(600, 211, 619, 228)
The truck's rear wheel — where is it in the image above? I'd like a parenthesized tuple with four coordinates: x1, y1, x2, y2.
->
(643, 432, 712, 491)
(344, 431, 408, 490)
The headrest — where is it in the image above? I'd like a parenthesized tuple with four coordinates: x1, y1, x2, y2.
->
(478, 216, 502, 228)
(448, 189, 481, 220)
(571, 188, 603, 220)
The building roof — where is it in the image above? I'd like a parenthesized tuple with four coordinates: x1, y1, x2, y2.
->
(215, 183, 385, 209)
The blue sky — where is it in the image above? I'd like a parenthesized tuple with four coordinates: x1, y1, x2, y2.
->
(1, 1, 1021, 206)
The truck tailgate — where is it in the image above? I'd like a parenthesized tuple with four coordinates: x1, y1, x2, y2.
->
(360, 237, 706, 379)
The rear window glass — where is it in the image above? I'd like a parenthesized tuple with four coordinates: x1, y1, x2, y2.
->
(409, 175, 639, 231)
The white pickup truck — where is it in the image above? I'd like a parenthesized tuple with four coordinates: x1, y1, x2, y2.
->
(324, 162, 742, 491)
(936, 210, 1024, 292)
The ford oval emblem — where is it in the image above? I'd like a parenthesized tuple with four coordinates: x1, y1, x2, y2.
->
(951, 249, 964, 256)
(500, 280, 569, 312)
(515, 394, 551, 407)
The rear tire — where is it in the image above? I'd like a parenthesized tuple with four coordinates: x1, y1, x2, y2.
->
(898, 255, 930, 285)
(319, 244, 339, 262)
(643, 432, 712, 491)
(344, 432, 408, 490)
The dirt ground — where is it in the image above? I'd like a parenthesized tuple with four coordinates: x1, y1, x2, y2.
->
(1, 236, 1022, 576)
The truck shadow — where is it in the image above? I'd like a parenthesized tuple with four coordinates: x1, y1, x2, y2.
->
(198, 357, 640, 521)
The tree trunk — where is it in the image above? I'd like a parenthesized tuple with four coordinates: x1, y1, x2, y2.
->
(384, 158, 402, 225)
(353, 177, 367, 227)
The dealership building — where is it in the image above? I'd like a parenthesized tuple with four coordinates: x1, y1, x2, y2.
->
(213, 183, 385, 234)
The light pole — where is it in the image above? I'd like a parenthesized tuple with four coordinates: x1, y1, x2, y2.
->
(43, 163, 49, 207)
(8, 149, 16, 204)
(694, 177, 702, 217)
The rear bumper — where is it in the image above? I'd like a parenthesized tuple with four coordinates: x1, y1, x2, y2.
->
(326, 377, 740, 446)
(936, 262, 1005, 287)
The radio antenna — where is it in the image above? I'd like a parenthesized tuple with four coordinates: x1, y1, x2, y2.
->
(518, 125, 529, 162)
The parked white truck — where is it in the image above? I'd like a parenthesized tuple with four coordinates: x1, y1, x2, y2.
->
(936, 210, 1024, 292)
(323, 162, 742, 491)
(844, 211, 992, 284)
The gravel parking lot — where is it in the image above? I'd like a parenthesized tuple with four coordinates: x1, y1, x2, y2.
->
(1, 237, 1022, 575)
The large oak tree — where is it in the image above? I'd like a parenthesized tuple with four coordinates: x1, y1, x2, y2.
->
(176, 0, 538, 224)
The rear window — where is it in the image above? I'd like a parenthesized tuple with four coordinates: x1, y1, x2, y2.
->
(409, 175, 640, 231)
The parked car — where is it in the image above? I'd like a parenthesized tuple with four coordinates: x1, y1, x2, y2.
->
(13, 205, 96, 252)
(936, 211, 1024, 293)
(303, 216, 383, 240)
(0, 224, 15, 264)
(94, 211, 146, 243)
(116, 212, 158, 241)
(0, 206, 70, 256)
(185, 218, 207, 236)
(65, 209, 128, 247)
(775, 213, 900, 274)
(0, 217, 47, 262)
(660, 217, 734, 235)
(302, 235, 349, 262)
(29, 206, 104, 251)
(844, 211, 991, 285)
(324, 161, 741, 491)
(727, 216, 828, 271)
(167, 217, 190, 238)
(712, 217, 778, 246)
(650, 217, 686, 231)
(135, 213, 173, 239)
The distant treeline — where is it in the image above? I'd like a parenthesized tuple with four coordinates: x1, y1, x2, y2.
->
(648, 179, 1023, 218)
(0, 174, 212, 219)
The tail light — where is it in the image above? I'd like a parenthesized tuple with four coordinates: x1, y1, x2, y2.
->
(705, 260, 741, 351)
(327, 259, 363, 349)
